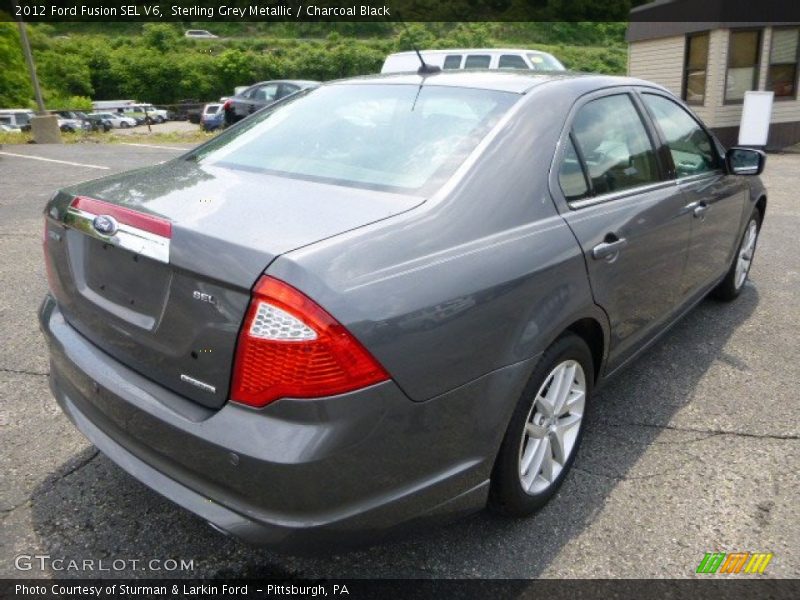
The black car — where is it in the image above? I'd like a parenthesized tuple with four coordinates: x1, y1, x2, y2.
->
(222, 80, 319, 126)
(84, 113, 113, 132)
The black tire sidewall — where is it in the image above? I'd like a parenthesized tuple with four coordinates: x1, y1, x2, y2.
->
(489, 333, 594, 517)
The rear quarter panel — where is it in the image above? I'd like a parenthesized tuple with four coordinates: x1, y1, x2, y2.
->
(268, 83, 609, 402)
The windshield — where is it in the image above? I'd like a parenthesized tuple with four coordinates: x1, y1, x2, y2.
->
(528, 53, 565, 71)
(190, 84, 518, 193)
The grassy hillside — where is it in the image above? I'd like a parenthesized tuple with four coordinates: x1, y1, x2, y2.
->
(1, 22, 628, 109)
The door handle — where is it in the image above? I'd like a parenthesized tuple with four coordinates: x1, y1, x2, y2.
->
(592, 236, 628, 261)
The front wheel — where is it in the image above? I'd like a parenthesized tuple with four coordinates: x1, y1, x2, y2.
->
(489, 333, 593, 517)
(713, 210, 761, 301)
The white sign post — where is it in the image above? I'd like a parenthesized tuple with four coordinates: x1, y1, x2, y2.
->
(738, 91, 774, 147)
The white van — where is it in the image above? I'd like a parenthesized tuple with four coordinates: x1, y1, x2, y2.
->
(381, 48, 565, 74)
(0, 109, 35, 130)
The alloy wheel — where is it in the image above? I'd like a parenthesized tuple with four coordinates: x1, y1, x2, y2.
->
(518, 359, 586, 495)
(735, 220, 758, 290)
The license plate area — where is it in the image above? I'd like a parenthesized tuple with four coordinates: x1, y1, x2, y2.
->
(66, 232, 171, 329)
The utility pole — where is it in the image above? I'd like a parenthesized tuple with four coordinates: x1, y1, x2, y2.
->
(11, 0, 46, 113)
(10, 0, 61, 142)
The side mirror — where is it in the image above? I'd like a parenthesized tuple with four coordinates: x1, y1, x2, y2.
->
(726, 147, 766, 176)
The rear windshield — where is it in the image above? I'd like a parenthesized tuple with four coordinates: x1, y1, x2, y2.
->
(205, 105, 220, 114)
(190, 84, 518, 193)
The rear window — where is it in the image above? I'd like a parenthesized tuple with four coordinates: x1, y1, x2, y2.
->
(205, 105, 220, 114)
(191, 84, 517, 193)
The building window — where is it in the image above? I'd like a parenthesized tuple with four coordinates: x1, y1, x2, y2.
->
(725, 30, 762, 103)
(767, 28, 800, 99)
(683, 32, 709, 105)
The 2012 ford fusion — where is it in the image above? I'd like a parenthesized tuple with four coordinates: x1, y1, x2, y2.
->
(40, 71, 766, 549)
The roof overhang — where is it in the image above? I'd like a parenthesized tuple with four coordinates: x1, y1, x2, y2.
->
(627, 0, 800, 42)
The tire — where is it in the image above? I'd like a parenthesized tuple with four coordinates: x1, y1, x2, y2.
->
(712, 209, 762, 301)
(489, 333, 593, 517)
(120, 121, 130, 129)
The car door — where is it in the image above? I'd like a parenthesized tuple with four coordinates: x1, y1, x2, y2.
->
(551, 89, 693, 373)
(638, 91, 749, 300)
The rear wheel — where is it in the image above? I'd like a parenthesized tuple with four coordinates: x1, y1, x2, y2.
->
(713, 210, 761, 301)
(489, 334, 593, 517)
(120, 121, 130, 129)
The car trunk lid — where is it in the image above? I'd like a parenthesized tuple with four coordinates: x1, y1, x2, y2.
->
(44, 159, 423, 408)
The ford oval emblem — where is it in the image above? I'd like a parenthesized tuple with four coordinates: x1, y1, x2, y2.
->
(92, 215, 118, 236)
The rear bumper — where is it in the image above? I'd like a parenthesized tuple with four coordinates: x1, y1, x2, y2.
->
(39, 295, 536, 550)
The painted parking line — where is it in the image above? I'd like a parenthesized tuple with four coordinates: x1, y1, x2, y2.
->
(120, 142, 189, 151)
(0, 151, 110, 170)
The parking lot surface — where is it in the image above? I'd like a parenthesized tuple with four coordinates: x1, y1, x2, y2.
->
(0, 144, 798, 579)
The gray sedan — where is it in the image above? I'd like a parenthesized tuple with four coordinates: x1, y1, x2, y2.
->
(222, 79, 319, 126)
(40, 71, 766, 549)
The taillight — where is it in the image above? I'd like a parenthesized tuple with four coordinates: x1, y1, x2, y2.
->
(230, 276, 389, 407)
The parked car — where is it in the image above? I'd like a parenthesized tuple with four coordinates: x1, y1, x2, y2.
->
(381, 48, 566, 73)
(222, 80, 318, 126)
(200, 103, 224, 131)
(40, 71, 766, 549)
(84, 114, 113, 132)
(50, 111, 91, 133)
(54, 111, 93, 132)
(185, 29, 218, 39)
(89, 112, 138, 129)
(0, 109, 34, 130)
(171, 99, 205, 123)
(121, 103, 168, 124)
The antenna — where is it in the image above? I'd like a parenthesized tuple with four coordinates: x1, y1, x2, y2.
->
(395, 15, 441, 76)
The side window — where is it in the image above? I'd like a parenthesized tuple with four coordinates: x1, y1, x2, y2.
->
(254, 84, 278, 102)
(558, 138, 590, 201)
(571, 94, 660, 196)
(498, 54, 528, 69)
(642, 93, 719, 178)
(443, 55, 462, 70)
(464, 55, 491, 69)
(277, 84, 299, 99)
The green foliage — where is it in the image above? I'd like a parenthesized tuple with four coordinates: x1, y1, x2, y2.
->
(42, 94, 93, 111)
(3, 22, 629, 109)
(0, 23, 33, 107)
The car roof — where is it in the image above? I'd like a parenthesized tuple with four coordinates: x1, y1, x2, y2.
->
(248, 80, 319, 88)
(390, 48, 559, 56)
(328, 70, 659, 96)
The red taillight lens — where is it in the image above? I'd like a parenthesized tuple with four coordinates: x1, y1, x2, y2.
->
(230, 276, 389, 407)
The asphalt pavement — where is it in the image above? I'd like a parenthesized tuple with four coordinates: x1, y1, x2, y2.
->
(0, 143, 798, 579)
